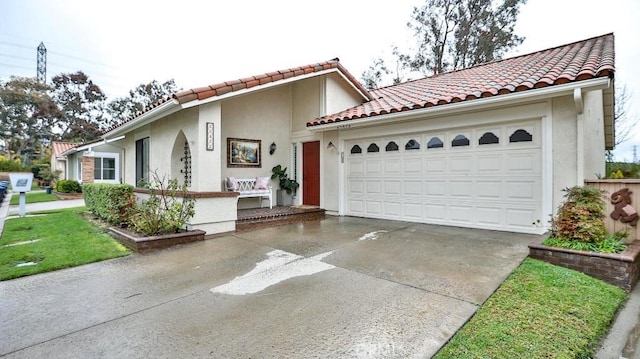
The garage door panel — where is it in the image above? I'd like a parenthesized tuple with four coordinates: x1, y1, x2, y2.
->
(425, 204, 446, 221)
(450, 157, 472, 172)
(405, 181, 423, 195)
(366, 181, 382, 195)
(385, 159, 401, 173)
(506, 152, 540, 173)
(476, 207, 502, 226)
(426, 181, 446, 196)
(348, 200, 364, 214)
(349, 180, 364, 195)
(450, 206, 473, 223)
(349, 160, 364, 175)
(450, 181, 473, 198)
(505, 181, 539, 200)
(366, 160, 383, 174)
(366, 201, 382, 215)
(476, 181, 502, 199)
(404, 158, 423, 173)
(384, 202, 401, 217)
(426, 158, 447, 172)
(506, 208, 537, 228)
(384, 181, 402, 195)
(477, 155, 503, 172)
(404, 203, 423, 219)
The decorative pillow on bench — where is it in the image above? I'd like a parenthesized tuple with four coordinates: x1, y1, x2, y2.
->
(254, 176, 270, 190)
(226, 177, 239, 191)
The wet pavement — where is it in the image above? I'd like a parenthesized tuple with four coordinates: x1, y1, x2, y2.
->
(0, 216, 540, 358)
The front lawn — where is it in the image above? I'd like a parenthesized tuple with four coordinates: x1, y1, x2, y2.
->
(434, 258, 627, 359)
(0, 207, 130, 281)
(9, 191, 58, 205)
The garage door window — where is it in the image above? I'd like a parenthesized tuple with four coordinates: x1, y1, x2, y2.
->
(510, 129, 533, 142)
(427, 137, 444, 149)
(367, 143, 380, 153)
(385, 142, 399, 151)
(479, 132, 499, 145)
(405, 139, 420, 150)
(451, 135, 470, 147)
(350, 145, 362, 154)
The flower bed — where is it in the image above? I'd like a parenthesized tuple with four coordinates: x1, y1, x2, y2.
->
(529, 240, 640, 291)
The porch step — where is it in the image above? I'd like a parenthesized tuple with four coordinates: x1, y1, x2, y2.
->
(236, 206, 326, 232)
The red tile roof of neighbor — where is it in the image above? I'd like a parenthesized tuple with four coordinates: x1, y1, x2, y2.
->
(307, 33, 615, 127)
(51, 141, 79, 158)
(102, 58, 371, 134)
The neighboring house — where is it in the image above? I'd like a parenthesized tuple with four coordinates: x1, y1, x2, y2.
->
(60, 138, 123, 185)
(84, 33, 614, 236)
(51, 141, 79, 180)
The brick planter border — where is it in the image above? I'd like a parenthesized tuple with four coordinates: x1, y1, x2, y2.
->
(53, 191, 83, 200)
(529, 240, 640, 291)
(108, 227, 206, 253)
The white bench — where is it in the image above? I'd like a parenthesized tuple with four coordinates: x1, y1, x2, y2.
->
(225, 177, 273, 209)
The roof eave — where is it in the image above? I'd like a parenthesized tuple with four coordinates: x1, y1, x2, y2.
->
(308, 77, 612, 132)
(102, 99, 181, 138)
(181, 68, 371, 110)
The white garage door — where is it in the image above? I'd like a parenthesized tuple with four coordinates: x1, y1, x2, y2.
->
(345, 121, 542, 233)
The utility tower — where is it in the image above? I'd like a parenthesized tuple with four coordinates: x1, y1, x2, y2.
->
(37, 42, 46, 83)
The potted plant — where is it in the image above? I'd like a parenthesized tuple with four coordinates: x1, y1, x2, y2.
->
(271, 165, 299, 206)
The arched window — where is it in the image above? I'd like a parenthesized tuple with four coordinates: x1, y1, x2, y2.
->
(451, 135, 470, 147)
(385, 141, 399, 151)
(509, 129, 533, 142)
(367, 143, 380, 153)
(427, 137, 444, 149)
(479, 132, 499, 145)
(405, 139, 420, 150)
(350, 145, 362, 154)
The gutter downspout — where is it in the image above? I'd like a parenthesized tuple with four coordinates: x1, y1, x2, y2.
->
(574, 88, 584, 185)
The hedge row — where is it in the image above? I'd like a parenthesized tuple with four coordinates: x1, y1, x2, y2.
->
(55, 180, 82, 193)
(83, 183, 135, 225)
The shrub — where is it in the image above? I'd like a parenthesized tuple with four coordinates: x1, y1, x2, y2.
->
(83, 183, 136, 226)
(0, 160, 27, 172)
(30, 164, 50, 179)
(131, 172, 195, 236)
(550, 186, 607, 243)
(55, 180, 82, 193)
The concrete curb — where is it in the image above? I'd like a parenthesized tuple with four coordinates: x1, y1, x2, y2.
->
(0, 191, 13, 237)
(597, 284, 640, 358)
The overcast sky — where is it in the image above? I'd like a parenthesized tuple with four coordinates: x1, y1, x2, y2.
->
(1, 0, 639, 161)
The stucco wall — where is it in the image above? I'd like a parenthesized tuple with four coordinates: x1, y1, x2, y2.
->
(322, 130, 340, 213)
(552, 95, 578, 211)
(221, 85, 292, 207)
(292, 77, 321, 132)
(583, 89, 606, 179)
(325, 72, 363, 115)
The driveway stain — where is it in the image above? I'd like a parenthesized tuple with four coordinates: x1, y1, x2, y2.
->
(211, 249, 335, 295)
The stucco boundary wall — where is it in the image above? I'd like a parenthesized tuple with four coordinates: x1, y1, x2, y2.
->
(585, 180, 640, 243)
(133, 189, 239, 235)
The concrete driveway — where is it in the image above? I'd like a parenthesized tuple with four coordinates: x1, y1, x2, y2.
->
(1, 216, 540, 358)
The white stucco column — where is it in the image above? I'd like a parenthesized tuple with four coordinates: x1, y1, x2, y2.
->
(194, 102, 222, 191)
(574, 88, 584, 184)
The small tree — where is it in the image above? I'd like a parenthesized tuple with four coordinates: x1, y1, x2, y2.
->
(131, 171, 195, 236)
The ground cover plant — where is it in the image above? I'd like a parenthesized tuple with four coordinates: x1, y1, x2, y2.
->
(434, 258, 627, 359)
(9, 191, 58, 206)
(0, 207, 130, 281)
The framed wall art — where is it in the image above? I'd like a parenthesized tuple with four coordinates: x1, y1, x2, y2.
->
(227, 138, 261, 167)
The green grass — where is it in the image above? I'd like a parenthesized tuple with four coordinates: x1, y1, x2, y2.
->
(9, 191, 58, 205)
(0, 207, 130, 281)
(434, 258, 628, 359)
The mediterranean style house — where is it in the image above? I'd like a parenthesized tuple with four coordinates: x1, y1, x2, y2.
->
(62, 33, 615, 236)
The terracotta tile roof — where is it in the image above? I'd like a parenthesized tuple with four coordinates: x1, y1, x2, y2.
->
(51, 141, 79, 159)
(307, 33, 615, 127)
(103, 58, 371, 134)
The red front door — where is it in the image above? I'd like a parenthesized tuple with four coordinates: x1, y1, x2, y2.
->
(303, 141, 320, 206)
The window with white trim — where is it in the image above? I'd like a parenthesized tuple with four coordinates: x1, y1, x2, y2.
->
(93, 152, 119, 183)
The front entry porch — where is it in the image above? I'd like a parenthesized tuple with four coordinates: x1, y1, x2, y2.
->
(236, 206, 326, 232)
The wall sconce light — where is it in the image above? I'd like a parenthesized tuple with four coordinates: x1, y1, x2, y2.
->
(327, 141, 337, 151)
(269, 142, 277, 155)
